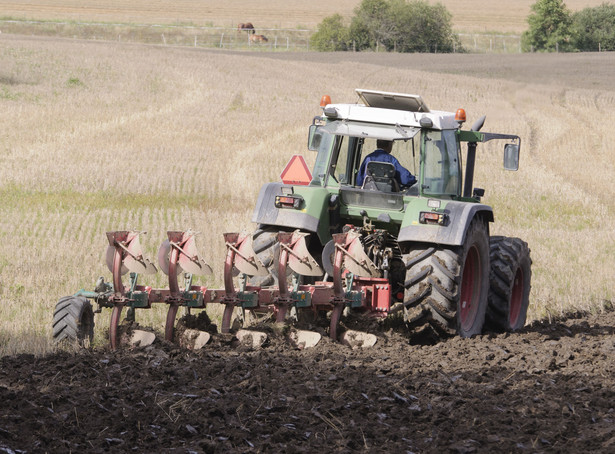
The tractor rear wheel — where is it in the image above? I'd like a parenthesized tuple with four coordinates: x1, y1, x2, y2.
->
(403, 219, 490, 337)
(249, 227, 283, 287)
(485, 236, 531, 332)
(52, 296, 95, 345)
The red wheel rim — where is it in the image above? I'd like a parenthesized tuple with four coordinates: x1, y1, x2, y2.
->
(459, 246, 480, 331)
(165, 305, 179, 342)
(509, 267, 524, 327)
(110, 305, 124, 350)
(221, 304, 234, 333)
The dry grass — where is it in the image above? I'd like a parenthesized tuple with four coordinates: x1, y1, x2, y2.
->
(0, 0, 607, 32)
(1, 34, 614, 355)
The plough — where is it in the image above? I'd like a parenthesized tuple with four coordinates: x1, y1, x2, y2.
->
(64, 229, 392, 349)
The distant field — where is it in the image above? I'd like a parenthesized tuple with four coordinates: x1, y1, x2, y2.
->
(1, 34, 615, 355)
(0, 0, 608, 32)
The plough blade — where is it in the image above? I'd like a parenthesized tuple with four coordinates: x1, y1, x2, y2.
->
(105, 231, 157, 275)
(233, 233, 268, 276)
(342, 231, 379, 278)
(159, 230, 212, 276)
(177, 232, 212, 276)
(287, 231, 324, 277)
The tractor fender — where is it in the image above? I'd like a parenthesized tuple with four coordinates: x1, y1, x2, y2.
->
(398, 201, 493, 247)
(251, 182, 328, 237)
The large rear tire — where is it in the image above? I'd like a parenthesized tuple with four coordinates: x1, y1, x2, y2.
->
(249, 227, 283, 287)
(52, 296, 95, 345)
(485, 236, 532, 332)
(403, 219, 490, 338)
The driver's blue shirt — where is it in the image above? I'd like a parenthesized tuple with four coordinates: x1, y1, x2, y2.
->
(356, 149, 416, 187)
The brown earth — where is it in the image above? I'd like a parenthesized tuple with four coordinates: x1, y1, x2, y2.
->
(2, 308, 615, 453)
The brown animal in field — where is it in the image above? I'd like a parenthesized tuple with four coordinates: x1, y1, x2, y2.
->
(249, 34, 268, 44)
(238, 22, 255, 34)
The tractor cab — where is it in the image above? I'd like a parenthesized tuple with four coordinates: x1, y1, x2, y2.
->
(308, 89, 465, 216)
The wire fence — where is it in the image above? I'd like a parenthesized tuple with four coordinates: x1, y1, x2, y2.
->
(0, 19, 524, 54)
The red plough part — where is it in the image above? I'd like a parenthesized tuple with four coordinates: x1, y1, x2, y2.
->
(101, 229, 392, 349)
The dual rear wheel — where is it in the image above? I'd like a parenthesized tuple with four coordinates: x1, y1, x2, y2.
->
(403, 219, 531, 338)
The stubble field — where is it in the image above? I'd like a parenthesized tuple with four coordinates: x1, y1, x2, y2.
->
(1, 35, 615, 354)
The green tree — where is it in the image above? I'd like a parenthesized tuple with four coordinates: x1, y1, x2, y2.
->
(309, 14, 350, 51)
(350, 0, 395, 51)
(344, 0, 459, 52)
(390, 0, 460, 52)
(572, 3, 615, 51)
(522, 0, 574, 52)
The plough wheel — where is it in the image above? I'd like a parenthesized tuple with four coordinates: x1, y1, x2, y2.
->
(109, 304, 124, 350)
(165, 304, 179, 342)
(221, 304, 235, 334)
(329, 304, 344, 341)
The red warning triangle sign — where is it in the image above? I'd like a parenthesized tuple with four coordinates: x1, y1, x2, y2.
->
(280, 155, 312, 185)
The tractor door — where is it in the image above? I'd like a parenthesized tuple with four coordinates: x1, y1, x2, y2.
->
(421, 129, 462, 197)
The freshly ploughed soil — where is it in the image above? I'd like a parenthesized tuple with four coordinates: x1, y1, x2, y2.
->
(1, 309, 615, 453)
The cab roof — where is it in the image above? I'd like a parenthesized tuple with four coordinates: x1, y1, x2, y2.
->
(322, 89, 458, 131)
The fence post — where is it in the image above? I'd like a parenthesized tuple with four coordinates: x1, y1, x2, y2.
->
(287, 37, 289, 50)
(274, 36, 277, 49)
(194, 36, 197, 47)
(220, 33, 224, 48)
(162, 34, 166, 45)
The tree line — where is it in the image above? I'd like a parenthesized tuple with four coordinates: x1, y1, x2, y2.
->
(310, 0, 615, 53)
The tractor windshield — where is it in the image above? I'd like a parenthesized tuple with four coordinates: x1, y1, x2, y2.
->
(309, 122, 420, 188)
(421, 130, 461, 197)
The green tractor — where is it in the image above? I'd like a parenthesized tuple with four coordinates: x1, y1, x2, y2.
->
(53, 89, 531, 347)
(248, 88, 531, 337)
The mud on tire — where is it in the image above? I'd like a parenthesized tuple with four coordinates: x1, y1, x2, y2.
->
(52, 296, 95, 345)
(485, 236, 531, 332)
(403, 219, 490, 338)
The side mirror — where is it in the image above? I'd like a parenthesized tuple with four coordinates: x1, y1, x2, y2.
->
(308, 125, 322, 151)
(503, 143, 520, 171)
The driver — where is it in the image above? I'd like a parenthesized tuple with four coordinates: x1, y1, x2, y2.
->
(356, 139, 416, 188)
